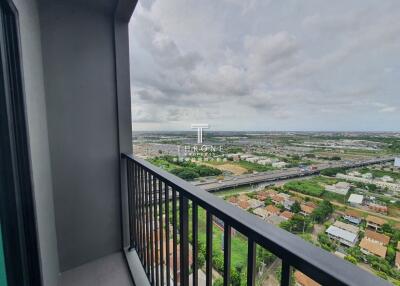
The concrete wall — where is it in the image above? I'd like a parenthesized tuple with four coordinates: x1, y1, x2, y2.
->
(11, 0, 60, 285)
(38, 0, 133, 271)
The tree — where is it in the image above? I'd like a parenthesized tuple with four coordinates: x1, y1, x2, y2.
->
(344, 255, 357, 264)
(311, 200, 333, 223)
(291, 201, 301, 213)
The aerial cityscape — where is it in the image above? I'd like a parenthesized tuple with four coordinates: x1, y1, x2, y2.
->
(133, 131, 400, 285)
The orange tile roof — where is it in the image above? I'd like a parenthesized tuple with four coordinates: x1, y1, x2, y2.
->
(397, 241, 400, 251)
(294, 271, 320, 286)
(365, 230, 390, 246)
(238, 200, 250, 210)
(228, 196, 238, 204)
(366, 215, 386, 226)
(271, 195, 285, 202)
(359, 238, 387, 258)
(345, 209, 361, 218)
(396, 252, 400, 266)
(256, 193, 268, 201)
(237, 194, 250, 201)
(300, 204, 314, 214)
(265, 205, 280, 214)
(280, 211, 294, 220)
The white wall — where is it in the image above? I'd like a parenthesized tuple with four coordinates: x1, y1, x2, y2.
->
(11, 0, 60, 285)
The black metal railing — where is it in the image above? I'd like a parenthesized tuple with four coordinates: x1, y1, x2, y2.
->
(122, 154, 390, 286)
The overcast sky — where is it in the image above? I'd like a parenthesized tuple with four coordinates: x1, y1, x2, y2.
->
(129, 0, 400, 132)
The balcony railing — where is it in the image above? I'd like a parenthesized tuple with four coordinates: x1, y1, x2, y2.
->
(122, 154, 390, 286)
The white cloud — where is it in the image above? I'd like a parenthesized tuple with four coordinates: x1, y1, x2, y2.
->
(129, 0, 400, 131)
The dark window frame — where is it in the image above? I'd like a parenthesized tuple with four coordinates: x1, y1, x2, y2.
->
(0, 0, 42, 285)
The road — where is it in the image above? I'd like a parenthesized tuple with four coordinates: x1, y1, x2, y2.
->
(193, 157, 394, 192)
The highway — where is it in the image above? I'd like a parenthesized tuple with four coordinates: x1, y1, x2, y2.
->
(194, 157, 394, 192)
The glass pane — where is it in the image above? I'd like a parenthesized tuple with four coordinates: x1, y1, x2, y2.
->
(0, 225, 7, 286)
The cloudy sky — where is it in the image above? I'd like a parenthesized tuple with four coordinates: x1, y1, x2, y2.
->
(129, 0, 400, 131)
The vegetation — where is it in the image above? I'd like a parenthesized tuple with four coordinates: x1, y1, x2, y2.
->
(284, 180, 325, 197)
(149, 156, 222, 180)
(359, 167, 400, 180)
(320, 167, 348, 177)
(280, 214, 313, 234)
(311, 200, 334, 223)
(235, 160, 275, 172)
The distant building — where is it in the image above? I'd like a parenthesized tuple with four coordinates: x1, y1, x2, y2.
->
(396, 252, 400, 270)
(343, 209, 362, 225)
(362, 173, 373, 179)
(280, 210, 294, 220)
(325, 182, 351, 195)
(283, 199, 295, 210)
(258, 159, 272, 165)
(359, 238, 387, 258)
(326, 224, 358, 247)
(253, 208, 269, 219)
(395, 157, 400, 167)
(347, 194, 364, 206)
(300, 204, 315, 216)
(368, 203, 388, 214)
(248, 199, 264, 209)
(366, 215, 386, 231)
(265, 214, 285, 226)
(333, 221, 359, 234)
(364, 230, 390, 246)
(271, 194, 285, 205)
(272, 161, 288, 168)
(238, 200, 250, 210)
(380, 175, 394, 183)
(265, 205, 280, 216)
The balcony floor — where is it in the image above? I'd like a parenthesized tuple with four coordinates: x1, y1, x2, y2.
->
(58, 252, 134, 286)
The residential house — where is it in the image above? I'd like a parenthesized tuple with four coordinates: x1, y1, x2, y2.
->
(343, 209, 362, 225)
(396, 252, 400, 270)
(364, 230, 390, 246)
(368, 203, 388, 214)
(253, 208, 269, 219)
(347, 194, 364, 207)
(256, 192, 268, 201)
(300, 204, 315, 216)
(333, 221, 359, 235)
(265, 205, 280, 217)
(228, 196, 239, 205)
(366, 215, 386, 231)
(238, 200, 250, 210)
(294, 271, 321, 286)
(271, 194, 285, 205)
(326, 225, 358, 247)
(283, 199, 295, 210)
(266, 215, 286, 226)
(248, 199, 264, 209)
(280, 211, 294, 220)
(359, 238, 387, 258)
(325, 182, 351, 195)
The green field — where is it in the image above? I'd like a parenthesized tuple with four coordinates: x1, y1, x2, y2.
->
(359, 167, 400, 180)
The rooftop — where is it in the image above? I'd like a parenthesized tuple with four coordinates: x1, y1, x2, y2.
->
(348, 194, 364, 204)
(326, 226, 358, 244)
(294, 271, 321, 286)
(333, 221, 359, 234)
(366, 215, 386, 226)
(364, 230, 390, 246)
(359, 238, 387, 258)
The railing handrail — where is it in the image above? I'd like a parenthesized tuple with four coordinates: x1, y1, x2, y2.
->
(122, 153, 391, 286)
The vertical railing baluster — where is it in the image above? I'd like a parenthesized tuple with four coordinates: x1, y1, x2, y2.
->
(153, 175, 159, 286)
(146, 172, 151, 277)
(137, 164, 143, 261)
(142, 168, 147, 270)
(280, 260, 291, 286)
(179, 195, 189, 286)
(149, 174, 155, 284)
(206, 212, 213, 286)
(159, 178, 165, 286)
(126, 161, 133, 249)
(172, 190, 178, 286)
(192, 203, 198, 286)
(247, 239, 256, 286)
(165, 185, 171, 286)
(223, 225, 231, 286)
(132, 162, 137, 250)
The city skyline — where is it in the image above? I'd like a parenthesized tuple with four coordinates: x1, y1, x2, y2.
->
(129, 0, 400, 131)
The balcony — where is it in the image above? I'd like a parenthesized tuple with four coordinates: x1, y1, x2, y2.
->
(121, 154, 391, 286)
